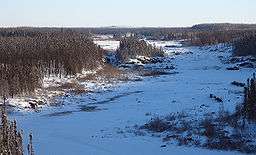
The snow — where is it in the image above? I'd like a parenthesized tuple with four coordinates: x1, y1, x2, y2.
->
(0, 67, 108, 110)
(93, 38, 182, 53)
(146, 40, 183, 48)
(10, 41, 255, 155)
(128, 56, 151, 65)
(94, 40, 120, 51)
(93, 34, 114, 41)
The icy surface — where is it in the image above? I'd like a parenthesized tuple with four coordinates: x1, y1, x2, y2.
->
(11, 41, 254, 155)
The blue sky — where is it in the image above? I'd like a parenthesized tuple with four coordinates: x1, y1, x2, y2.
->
(1, 0, 256, 27)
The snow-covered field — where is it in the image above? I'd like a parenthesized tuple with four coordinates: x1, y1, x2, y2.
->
(10, 41, 254, 155)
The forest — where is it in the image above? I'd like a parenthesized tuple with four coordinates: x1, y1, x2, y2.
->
(0, 30, 105, 99)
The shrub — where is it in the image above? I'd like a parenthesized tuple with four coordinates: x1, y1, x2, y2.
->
(142, 117, 170, 133)
(116, 37, 164, 63)
(201, 117, 216, 139)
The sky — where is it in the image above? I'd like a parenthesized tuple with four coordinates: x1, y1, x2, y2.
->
(0, 0, 256, 27)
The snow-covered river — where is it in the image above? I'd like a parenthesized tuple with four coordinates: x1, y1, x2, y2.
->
(11, 42, 253, 155)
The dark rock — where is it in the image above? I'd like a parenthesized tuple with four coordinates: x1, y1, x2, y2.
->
(160, 145, 167, 148)
(133, 65, 144, 70)
(29, 102, 38, 109)
(165, 45, 178, 48)
(150, 57, 164, 64)
(238, 62, 254, 68)
(249, 58, 256, 62)
(210, 94, 214, 98)
(119, 64, 131, 68)
(215, 97, 223, 103)
(137, 57, 150, 64)
(186, 52, 193, 55)
(210, 94, 223, 103)
(226, 66, 240, 70)
(165, 66, 175, 70)
(229, 57, 244, 63)
(231, 81, 246, 87)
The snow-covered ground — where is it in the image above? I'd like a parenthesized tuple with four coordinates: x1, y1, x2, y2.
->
(2, 67, 123, 110)
(10, 41, 254, 155)
(94, 40, 120, 51)
(146, 40, 183, 48)
(93, 34, 114, 41)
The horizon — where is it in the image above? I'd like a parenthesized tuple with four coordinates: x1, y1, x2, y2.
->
(1, 22, 256, 29)
(1, 0, 256, 27)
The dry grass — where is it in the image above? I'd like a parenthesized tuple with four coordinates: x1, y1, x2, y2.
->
(141, 117, 171, 132)
(78, 64, 127, 83)
(139, 109, 256, 154)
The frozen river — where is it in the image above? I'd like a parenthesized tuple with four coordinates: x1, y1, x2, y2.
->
(11, 42, 253, 155)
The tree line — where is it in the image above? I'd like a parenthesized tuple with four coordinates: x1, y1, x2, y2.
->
(78, 23, 256, 42)
(0, 29, 105, 98)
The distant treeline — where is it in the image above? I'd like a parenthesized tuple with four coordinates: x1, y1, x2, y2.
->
(2, 23, 256, 45)
(116, 37, 164, 63)
(83, 23, 256, 43)
(0, 30, 105, 98)
(81, 24, 256, 48)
